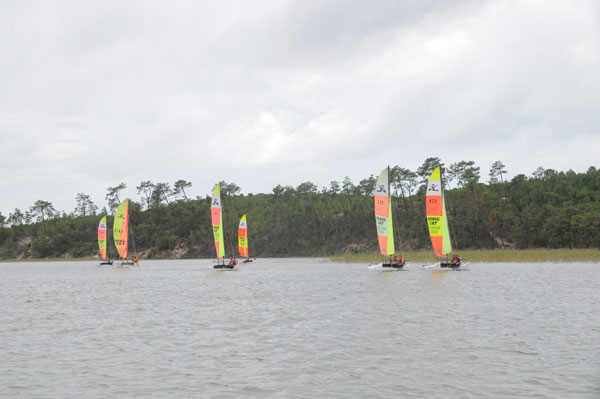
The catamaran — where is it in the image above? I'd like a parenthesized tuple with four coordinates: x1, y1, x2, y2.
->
(425, 166, 466, 268)
(211, 184, 235, 269)
(114, 199, 139, 266)
(238, 214, 254, 263)
(98, 216, 112, 265)
(373, 166, 404, 269)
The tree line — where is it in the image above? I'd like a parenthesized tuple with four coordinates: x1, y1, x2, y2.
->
(1, 158, 599, 259)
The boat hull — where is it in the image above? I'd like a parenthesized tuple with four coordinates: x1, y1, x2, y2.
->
(440, 262, 461, 268)
(382, 263, 405, 269)
(214, 264, 235, 269)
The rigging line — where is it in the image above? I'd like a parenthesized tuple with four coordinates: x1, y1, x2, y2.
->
(129, 220, 138, 257)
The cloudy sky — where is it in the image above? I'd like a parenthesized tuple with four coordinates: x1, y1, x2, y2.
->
(1, 0, 599, 215)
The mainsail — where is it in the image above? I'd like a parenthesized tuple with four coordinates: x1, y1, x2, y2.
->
(98, 216, 107, 260)
(238, 214, 248, 258)
(113, 199, 129, 259)
(211, 184, 225, 259)
(374, 167, 395, 256)
(426, 167, 452, 257)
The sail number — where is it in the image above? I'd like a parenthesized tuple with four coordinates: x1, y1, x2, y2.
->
(428, 198, 438, 204)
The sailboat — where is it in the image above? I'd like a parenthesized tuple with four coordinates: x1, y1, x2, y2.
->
(238, 214, 254, 263)
(98, 216, 112, 265)
(425, 166, 464, 268)
(113, 199, 139, 266)
(373, 166, 404, 269)
(211, 184, 235, 269)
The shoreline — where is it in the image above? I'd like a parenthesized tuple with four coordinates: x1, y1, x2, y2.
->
(330, 248, 600, 263)
(1, 249, 599, 263)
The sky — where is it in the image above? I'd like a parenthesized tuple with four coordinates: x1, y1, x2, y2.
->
(1, 0, 599, 216)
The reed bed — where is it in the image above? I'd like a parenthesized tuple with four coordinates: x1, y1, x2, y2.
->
(330, 248, 600, 263)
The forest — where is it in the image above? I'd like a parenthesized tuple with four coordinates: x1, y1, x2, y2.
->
(1, 158, 599, 260)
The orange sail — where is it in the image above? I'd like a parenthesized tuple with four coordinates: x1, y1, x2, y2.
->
(113, 200, 129, 259)
(426, 167, 452, 257)
(238, 214, 248, 258)
(374, 167, 395, 256)
(98, 216, 107, 260)
(211, 184, 225, 258)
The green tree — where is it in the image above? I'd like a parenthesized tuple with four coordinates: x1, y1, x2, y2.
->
(152, 182, 172, 207)
(137, 181, 155, 209)
(416, 157, 443, 184)
(296, 181, 318, 194)
(532, 167, 545, 179)
(219, 181, 241, 196)
(173, 179, 192, 200)
(329, 180, 341, 195)
(358, 175, 376, 196)
(75, 193, 98, 216)
(106, 183, 127, 214)
(30, 200, 56, 223)
(7, 208, 24, 226)
(489, 161, 507, 184)
(448, 161, 480, 189)
(341, 177, 355, 195)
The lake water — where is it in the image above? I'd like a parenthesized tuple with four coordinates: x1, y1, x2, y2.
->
(0, 259, 598, 398)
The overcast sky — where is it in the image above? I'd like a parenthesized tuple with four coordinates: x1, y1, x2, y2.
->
(1, 0, 599, 216)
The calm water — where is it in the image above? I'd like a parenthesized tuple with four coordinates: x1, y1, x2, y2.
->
(0, 259, 598, 398)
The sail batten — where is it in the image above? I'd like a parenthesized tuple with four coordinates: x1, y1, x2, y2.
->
(98, 216, 107, 260)
(211, 184, 225, 258)
(426, 167, 452, 256)
(113, 200, 129, 259)
(238, 214, 248, 258)
(374, 167, 395, 256)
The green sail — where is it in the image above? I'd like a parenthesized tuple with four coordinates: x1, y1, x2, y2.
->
(441, 196, 452, 254)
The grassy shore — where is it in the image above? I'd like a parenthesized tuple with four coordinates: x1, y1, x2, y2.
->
(330, 248, 600, 263)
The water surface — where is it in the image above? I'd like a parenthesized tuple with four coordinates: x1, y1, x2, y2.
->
(1, 259, 598, 398)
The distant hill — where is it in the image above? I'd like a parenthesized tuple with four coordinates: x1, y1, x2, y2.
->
(2, 166, 600, 260)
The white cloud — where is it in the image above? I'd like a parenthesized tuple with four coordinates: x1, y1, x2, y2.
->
(0, 0, 599, 215)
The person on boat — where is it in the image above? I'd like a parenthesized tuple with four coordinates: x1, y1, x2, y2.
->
(451, 255, 461, 266)
(392, 256, 399, 265)
(228, 256, 236, 266)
